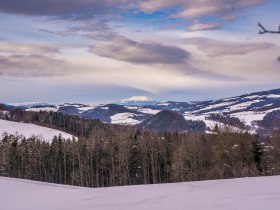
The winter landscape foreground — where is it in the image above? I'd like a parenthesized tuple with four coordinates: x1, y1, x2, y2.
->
(1, 176, 280, 210)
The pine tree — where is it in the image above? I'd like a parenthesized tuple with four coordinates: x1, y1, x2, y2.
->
(252, 136, 264, 175)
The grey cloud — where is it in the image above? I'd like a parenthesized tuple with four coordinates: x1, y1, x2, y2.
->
(0, 0, 130, 16)
(1, 0, 267, 21)
(90, 38, 190, 64)
(184, 37, 274, 56)
(1, 1, 132, 42)
(90, 37, 241, 81)
(39, 29, 74, 37)
(0, 54, 65, 77)
(40, 18, 120, 41)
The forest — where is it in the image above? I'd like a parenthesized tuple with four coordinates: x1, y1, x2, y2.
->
(0, 109, 280, 188)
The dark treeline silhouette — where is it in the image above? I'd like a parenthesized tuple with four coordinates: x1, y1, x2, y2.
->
(1, 110, 280, 187)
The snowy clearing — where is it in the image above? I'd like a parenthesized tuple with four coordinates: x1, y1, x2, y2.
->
(0, 119, 74, 142)
(0, 176, 280, 210)
(26, 107, 58, 112)
(137, 108, 161, 115)
(231, 108, 280, 126)
(77, 105, 98, 113)
(110, 113, 140, 125)
(198, 101, 234, 111)
(228, 100, 263, 111)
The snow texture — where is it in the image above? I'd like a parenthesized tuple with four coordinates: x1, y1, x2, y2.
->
(0, 176, 280, 210)
(26, 107, 58, 112)
(120, 96, 152, 103)
(137, 108, 161, 115)
(0, 119, 74, 142)
(110, 113, 140, 125)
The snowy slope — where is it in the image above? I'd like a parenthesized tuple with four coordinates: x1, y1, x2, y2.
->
(0, 119, 74, 141)
(0, 176, 280, 210)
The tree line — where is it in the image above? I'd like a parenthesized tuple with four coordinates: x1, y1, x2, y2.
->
(1, 120, 280, 187)
(1, 109, 280, 187)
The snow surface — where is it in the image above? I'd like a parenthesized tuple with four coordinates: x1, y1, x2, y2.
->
(120, 96, 152, 103)
(231, 108, 280, 126)
(8, 102, 51, 108)
(156, 102, 170, 106)
(184, 114, 250, 133)
(244, 95, 259, 100)
(266, 94, 280, 98)
(137, 108, 161, 115)
(125, 106, 161, 115)
(184, 114, 220, 129)
(110, 113, 141, 125)
(231, 111, 267, 125)
(0, 119, 74, 142)
(77, 106, 98, 113)
(1, 176, 280, 210)
(99, 106, 109, 110)
(198, 101, 234, 111)
(26, 107, 58, 112)
(228, 100, 262, 111)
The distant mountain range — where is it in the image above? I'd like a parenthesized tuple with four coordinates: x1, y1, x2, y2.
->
(2, 88, 280, 135)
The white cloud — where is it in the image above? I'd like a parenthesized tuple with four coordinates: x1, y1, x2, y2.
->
(183, 37, 274, 56)
(187, 22, 221, 32)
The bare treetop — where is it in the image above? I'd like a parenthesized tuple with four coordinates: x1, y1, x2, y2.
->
(258, 22, 280, 34)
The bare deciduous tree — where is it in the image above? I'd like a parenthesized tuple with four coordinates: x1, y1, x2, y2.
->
(258, 22, 280, 34)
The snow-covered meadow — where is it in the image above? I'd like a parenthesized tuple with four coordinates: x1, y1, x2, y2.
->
(0, 176, 279, 210)
(0, 119, 74, 142)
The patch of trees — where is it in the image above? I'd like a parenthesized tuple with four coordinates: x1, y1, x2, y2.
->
(206, 114, 245, 129)
(1, 125, 279, 188)
(8, 109, 125, 138)
(258, 110, 280, 128)
(140, 110, 206, 132)
(256, 110, 280, 136)
(185, 120, 206, 131)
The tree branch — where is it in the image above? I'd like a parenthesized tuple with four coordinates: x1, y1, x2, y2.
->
(258, 22, 280, 34)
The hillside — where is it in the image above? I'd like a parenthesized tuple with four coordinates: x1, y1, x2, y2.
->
(1, 176, 279, 210)
(2, 88, 280, 134)
(140, 110, 206, 132)
(0, 119, 74, 141)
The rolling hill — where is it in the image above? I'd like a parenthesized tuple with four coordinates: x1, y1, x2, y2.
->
(2, 88, 280, 134)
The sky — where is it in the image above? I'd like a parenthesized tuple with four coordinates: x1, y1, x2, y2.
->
(0, 0, 280, 104)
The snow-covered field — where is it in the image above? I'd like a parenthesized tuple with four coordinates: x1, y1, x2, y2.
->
(0, 119, 74, 141)
(26, 107, 58, 112)
(110, 113, 141, 125)
(0, 176, 279, 210)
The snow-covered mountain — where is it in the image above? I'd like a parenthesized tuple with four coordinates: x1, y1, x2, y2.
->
(118, 96, 158, 106)
(2, 88, 280, 134)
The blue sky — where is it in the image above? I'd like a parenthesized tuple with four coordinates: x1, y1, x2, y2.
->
(0, 0, 279, 103)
